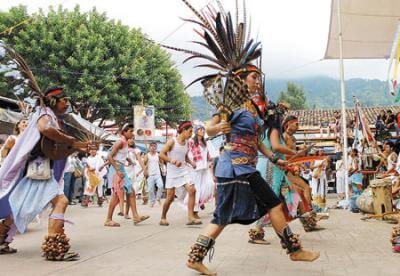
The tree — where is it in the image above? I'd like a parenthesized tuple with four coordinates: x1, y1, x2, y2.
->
(0, 5, 191, 124)
(278, 82, 307, 110)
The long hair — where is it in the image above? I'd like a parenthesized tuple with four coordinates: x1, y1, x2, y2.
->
(265, 102, 286, 140)
(194, 132, 206, 148)
(13, 119, 26, 135)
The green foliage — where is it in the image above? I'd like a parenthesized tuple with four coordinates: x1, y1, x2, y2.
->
(277, 82, 307, 110)
(0, 5, 190, 124)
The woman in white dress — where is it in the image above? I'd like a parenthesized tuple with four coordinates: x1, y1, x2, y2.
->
(335, 158, 346, 200)
(310, 149, 328, 201)
(187, 126, 214, 217)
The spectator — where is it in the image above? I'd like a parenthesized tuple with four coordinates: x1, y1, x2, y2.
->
(375, 110, 387, 138)
(395, 111, 400, 136)
(385, 110, 396, 130)
(334, 137, 342, 160)
(320, 118, 330, 137)
(63, 152, 79, 205)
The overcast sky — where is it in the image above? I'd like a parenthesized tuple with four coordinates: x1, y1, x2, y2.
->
(0, 0, 390, 96)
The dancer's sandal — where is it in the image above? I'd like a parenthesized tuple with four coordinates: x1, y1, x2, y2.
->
(0, 221, 17, 254)
(0, 243, 17, 254)
(133, 215, 150, 225)
(104, 221, 120, 227)
(186, 219, 202, 226)
(159, 220, 170, 226)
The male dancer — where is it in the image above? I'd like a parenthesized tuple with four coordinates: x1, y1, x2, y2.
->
(105, 124, 149, 226)
(144, 142, 164, 207)
(159, 121, 199, 226)
(283, 116, 323, 231)
(0, 86, 88, 260)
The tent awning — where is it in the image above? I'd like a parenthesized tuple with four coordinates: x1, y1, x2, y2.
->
(324, 0, 400, 59)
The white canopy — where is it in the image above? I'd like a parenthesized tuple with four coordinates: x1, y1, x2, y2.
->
(324, 0, 400, 59)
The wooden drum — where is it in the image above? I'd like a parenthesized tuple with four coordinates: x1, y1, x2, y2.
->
(370, 178, 393, 215)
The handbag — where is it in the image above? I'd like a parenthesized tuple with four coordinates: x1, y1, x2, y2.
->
(74, 168, 83, 178)
(26, 156, 51, 180)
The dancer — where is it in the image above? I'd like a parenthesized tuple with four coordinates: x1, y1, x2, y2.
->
(188, 125, 214, 216)
(144, 142, 164, 207)
(104, 124, 149, 227)
(283, 116, 323, 231)
(162, 2, 319, 273)
(82, 148, 107, 207)
(159, 121, 200, 226)
(124, 139, 146, 218)
(249, 109, 320, 244)
(0, 85, 89, 260)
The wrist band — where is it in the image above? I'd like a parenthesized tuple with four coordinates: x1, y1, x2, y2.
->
(269, 153, 279, 164)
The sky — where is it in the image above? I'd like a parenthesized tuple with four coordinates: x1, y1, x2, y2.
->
(0, 0, 391, 96)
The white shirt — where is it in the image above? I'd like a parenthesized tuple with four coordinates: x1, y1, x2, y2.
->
(65, 156, 76, 173)
(86, 154, 106, 178)
(167, 138, 189, 178)
(147, 152, 161, 176)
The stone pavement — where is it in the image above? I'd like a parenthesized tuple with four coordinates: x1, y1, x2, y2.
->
(2, 198, 400, 276)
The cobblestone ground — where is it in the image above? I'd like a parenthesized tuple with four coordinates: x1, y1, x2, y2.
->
(2, 197, 400, 276)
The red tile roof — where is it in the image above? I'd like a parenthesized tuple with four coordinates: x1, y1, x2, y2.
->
(289, 105, 400, 127)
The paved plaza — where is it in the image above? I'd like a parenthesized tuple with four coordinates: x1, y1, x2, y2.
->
(2, 198, 400, 276)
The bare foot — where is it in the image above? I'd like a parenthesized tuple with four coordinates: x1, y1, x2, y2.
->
(193, 213, 201, 220)
(186, 261, 216, 275)
(290, 249, 320, 262)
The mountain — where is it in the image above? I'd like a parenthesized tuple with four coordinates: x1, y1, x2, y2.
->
(190, 76, 398, 120)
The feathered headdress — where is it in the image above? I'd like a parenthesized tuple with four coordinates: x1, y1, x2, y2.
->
(162, 0, 263, 120)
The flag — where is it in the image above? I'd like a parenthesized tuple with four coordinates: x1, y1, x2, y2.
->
(387, 24, 400, 98)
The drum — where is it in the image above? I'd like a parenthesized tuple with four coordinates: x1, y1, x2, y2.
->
(355, 188, 374, 214)
(370, 178, 393, 215)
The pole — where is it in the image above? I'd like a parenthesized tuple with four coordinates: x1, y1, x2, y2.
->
(337, 0, 350, 201)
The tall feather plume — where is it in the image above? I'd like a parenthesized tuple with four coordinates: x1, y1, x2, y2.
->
(163, 0, 262, 120)
(5, 46, 44, 100)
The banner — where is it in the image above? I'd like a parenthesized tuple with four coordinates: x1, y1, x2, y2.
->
(133, 105, 155, 137)
(387, 23, 400, 99)
(353, 97, 375, 145)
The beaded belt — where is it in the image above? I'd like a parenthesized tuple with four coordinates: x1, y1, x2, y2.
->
(231, 157, 257, 166)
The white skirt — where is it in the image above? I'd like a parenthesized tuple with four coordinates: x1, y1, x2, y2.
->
(165, 173, 193, 189)
(190, 168, 214, 211)
(336, 175, 345, 194)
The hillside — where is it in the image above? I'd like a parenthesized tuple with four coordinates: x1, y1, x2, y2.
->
(190, 76, 398, 121)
